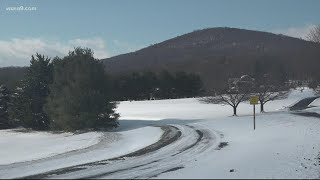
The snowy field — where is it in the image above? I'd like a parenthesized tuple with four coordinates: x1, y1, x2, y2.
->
(0, 130, 102, 165)
(1, 87, 320, 178)
(117, 87, 315, 120)
(0, 127, 163, 178)
(116, 87, 320, 179)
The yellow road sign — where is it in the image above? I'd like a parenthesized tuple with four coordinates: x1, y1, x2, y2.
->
(250, 96, 259, 105)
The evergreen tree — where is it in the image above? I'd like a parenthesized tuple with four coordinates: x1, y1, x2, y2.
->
(0, 85, 10, 129)
(187, 73, 204, 97)
(142, 71, 159, 99)
(158, 70, 176, 99)
(8, 85, 31, 128)
(112, 75, 131, 101)
(174, 72, 203, 98)
(46, 47, 119, 131)
(9, 54, 53, 130)
(112, 70, 203, 100)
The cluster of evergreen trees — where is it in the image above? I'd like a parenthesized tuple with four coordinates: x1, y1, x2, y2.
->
(112, 70, 204, 101)
(0, 47, 204, 131)
(0, 85, 9, 129)
(1, 48, 119, 131)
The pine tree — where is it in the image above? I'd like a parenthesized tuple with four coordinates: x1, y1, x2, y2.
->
(46, 47, 119, 131)
(0, 85, 10, 129)
(174, 72, 203, 98)
(158, 70, 176, 99)
(8, 85, 31, 128)
(8, 54, 53, 130)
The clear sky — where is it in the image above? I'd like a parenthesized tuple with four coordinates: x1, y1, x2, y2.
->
(0, 0, 319, 66)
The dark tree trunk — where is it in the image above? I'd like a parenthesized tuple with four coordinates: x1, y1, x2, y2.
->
(233, 106, 237, 116)
(260, 102, 265, 113)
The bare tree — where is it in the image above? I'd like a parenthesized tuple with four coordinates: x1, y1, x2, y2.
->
(200, 75, 252, 116)
(256, 85, 281, 112)
(255, 74, 288, 112)
(308, 78, 320, 95)
(306, 25, 320, 91)
(201, 89, 249, 116)
(307, 25, 320, 43)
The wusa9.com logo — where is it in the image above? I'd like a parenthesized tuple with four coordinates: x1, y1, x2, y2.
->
(6, 6, 37, 11)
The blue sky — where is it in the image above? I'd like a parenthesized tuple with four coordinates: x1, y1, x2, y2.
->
(0, 0, 319, 66)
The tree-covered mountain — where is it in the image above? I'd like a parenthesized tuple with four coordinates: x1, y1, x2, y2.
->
(102, 27, 320, 91)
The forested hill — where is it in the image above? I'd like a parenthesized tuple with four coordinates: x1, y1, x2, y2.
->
(1, 27, 320, 92)
(102, 27, 320, 90)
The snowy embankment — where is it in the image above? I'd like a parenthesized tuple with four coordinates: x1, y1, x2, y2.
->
(309, 96, 320, 110)
(310, 98, 320, 107)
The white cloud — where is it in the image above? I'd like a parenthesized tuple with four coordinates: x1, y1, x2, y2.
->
(0, 37, 110, 67)
(271, 24, 317, 40)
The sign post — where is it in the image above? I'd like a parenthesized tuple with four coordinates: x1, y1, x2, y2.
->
(253, 103, 256, 130)
(249, 96, 259, 130)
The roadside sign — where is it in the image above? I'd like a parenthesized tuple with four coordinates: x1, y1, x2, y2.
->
(250, 96, 259, 105)
(250, 96, 259, 130)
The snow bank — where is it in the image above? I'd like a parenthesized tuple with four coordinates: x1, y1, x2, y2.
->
(309, 97, 320, 107)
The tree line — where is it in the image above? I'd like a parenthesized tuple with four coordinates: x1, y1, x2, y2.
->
(111, 70, 204, 101)
(0, 47, 204, 131)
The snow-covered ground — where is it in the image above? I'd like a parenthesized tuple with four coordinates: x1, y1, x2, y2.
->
(156, 112, 320, 179)
(310, 97, 320, 107)
(0, 130, 102, 165)
(1, 87, 320, 179)
(115, 87, 320, 179)
(117, 87, 315, 120)
(0, 127, 163, 178)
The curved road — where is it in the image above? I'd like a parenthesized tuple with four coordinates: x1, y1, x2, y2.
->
(0, 124, 220, 179)
(289, 96, 320, 111)
(289, 96, 320, 118)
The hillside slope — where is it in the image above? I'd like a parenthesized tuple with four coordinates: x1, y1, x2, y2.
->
(102, 27, 320, 90)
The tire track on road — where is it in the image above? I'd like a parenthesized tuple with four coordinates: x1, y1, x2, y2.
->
(28, 124, 218, 179)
